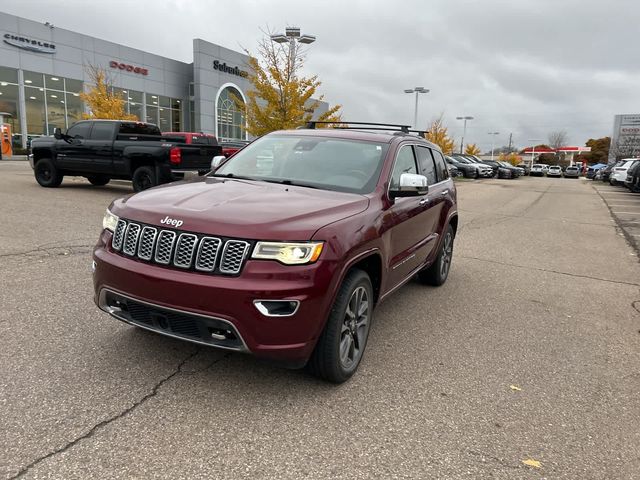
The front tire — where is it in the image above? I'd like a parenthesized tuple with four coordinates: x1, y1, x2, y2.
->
(308, 269, 373, 383)
(132, 166, 157, 192)
(34, 158, 63, 187)
(418, 224, 454, 286)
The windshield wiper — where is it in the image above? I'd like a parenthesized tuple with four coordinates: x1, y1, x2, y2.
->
(262, 179, 319, 189)
(208, 173, 257, 181)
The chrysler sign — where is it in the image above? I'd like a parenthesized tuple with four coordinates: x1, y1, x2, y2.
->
(3, 33, 56, 54)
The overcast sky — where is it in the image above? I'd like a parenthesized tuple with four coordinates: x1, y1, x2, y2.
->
(3, 0, 637, 151)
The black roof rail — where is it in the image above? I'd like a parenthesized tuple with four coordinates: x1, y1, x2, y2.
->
(305, 121, 412, 134)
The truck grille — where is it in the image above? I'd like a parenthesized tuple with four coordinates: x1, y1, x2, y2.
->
(111, 219, 251, 275)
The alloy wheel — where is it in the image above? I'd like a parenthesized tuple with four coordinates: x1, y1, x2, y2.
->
(339, 286, 370, 369)
(440, 232, 453, 279)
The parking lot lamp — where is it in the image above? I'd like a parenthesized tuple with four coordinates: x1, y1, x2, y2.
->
(404, 87, 429, 128)
(456, 116, 474, 153)
(528, 138, 541, 168)
(270, 27, 316, 76)
(488, 132, 500, 160)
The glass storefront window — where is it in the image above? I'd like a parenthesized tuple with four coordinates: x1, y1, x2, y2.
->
(64, 78, 82, 94)
(172, 108, 181, 132)
(148, 94, 159, 107)
(25, 86, 46, 136)
(159, 95, 171, 108)
(0, 66, 19, 84)
(65, 91, 83, 127)
(47, 91, 66, 134)
(45, 74, 64, 90)
(217, 86, 245, 141)
(159, 107, 171, 132)
(146, 105, 158, 125)
(171, 98, 181, 110)
(23, 71, 44, 88)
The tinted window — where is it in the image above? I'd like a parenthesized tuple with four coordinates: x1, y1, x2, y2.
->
(89, 122, 115, 141)
(390, 145, 418, 190)
(432, 150, 449, 182)
(118, 122, 161, 136)
(66, 122, 91, 139)
(415, 146, 437, 185)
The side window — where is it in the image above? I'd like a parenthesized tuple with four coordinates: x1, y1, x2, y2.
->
(66, 122, 91, 139)
(390, 145, 418, 190)
(89, 122, 116, 141)
(415, 146, 437, 185)
(432, 150, 450, 181)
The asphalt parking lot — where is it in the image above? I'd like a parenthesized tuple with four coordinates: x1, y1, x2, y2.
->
(1, 162, 639, 479)
(591, 180, 640, 254)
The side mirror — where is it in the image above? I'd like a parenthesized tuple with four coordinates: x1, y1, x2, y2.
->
(53, 127, 62, 140)
(390, 173, 428, 198)
(211, 155, 226, 170)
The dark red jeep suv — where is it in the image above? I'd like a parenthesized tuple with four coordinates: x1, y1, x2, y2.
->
(93, 123, 459, 382)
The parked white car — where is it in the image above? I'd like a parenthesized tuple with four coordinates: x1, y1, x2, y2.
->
(530, 164, 548, 176)
(547, 165, 562, 177)
(610, 159, 637, 185)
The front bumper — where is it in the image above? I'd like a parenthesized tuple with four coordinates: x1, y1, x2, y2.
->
(93, 230, 339, 366)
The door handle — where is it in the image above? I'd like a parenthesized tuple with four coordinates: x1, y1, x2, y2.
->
(419, 198, 429, 205)
(440, 190, 448, 196)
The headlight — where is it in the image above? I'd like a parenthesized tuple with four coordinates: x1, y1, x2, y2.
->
(102, 209, 119, 232)
(252, 241, 324, 265)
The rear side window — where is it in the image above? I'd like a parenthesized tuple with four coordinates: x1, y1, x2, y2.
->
(390, 145, 418, 190)
(415, 146, 437, 185)
(89, 122, 116, 141)
(66, 122, 91, 139)
(119, 122, 161, 136)
(431, 150, 450, 182)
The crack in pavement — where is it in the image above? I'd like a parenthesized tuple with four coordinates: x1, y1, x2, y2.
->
(9, 348, 229, 479)
(460, 255, 640, 287)
(0, 243, 95, 260)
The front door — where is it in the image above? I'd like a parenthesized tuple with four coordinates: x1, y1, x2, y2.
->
(55, 121, 92, 172)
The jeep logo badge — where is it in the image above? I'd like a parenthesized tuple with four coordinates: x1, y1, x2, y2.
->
(160, 216, 184, 228)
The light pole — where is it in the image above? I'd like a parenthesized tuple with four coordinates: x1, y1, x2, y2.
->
(456, 116, 474, 153)
(488, 132, 499, 160)
(404, 87, 429, 128)
(270, 27, 316, 76)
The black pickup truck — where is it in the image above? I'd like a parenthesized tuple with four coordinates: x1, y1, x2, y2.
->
(30, 120, 222, 191)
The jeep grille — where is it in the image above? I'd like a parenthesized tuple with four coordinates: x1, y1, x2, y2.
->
(112, 219, 251, 275)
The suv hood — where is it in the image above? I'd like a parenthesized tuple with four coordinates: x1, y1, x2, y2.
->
(112, 176, 370, 240)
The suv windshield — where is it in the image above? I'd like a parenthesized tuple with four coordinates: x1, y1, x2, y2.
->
(214, 135, 389, 194)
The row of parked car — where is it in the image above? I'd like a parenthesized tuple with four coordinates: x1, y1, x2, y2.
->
(590, 159, 640, 192)
(529, 164, 581, 178)
(445, 154, 526, 179)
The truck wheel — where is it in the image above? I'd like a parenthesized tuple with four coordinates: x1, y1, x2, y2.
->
(418, 224, 454, 286)
(87, 175, 110, 186)
(308, 269, 373, 383)
(132, 166, 156, 192)
(34, 158, 63, 187)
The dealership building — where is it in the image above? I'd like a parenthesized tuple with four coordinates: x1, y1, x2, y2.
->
(0, 11, 328, 149)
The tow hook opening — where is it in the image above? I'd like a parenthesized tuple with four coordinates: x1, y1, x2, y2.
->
(254, 300, 300, 317)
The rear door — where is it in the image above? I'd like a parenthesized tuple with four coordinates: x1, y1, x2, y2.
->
(86, 121, 116, 173)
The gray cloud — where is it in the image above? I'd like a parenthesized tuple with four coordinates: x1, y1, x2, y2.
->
(5, 0, 637, 150)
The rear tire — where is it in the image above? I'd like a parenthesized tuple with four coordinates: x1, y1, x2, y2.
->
(34, 158, 63, 187)
(308, 269, 373, 383)
(132, 166, 157, 192)
(87, 175, 110, 186)
(418, 224, 454, 286)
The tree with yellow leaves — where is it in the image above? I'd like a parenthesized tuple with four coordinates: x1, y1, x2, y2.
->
(498, 152, 522, 165)
(79, 65, 137, 121)
(464, 143, 481, 155)
(239, 32, 341, 136)
(425, 114, 455, 154)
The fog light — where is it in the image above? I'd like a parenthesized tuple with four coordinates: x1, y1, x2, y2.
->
(254, 300, 300, 317)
